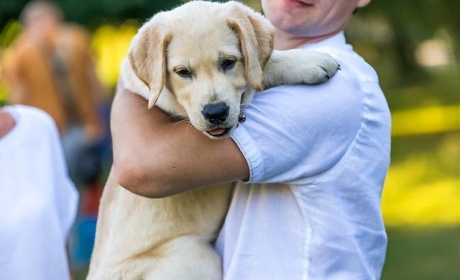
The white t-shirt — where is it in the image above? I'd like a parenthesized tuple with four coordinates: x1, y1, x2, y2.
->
(216, 32, 391, 280)
(0, 105, 79, 280)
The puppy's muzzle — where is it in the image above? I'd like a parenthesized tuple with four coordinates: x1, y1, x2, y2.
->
(202, 102, 229, 125)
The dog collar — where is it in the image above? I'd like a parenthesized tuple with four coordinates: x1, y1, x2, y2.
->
(238, 111, 246, 123)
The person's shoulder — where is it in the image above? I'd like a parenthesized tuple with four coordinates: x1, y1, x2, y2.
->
(314, 45, 379, 84)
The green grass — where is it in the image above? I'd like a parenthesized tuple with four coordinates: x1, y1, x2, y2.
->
(383, 227, 460, 280)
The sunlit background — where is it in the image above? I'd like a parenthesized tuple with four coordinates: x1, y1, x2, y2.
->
(1, 0, 459, 279)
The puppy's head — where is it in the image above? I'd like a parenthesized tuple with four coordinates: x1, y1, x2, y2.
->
(128, 1, 274, 138)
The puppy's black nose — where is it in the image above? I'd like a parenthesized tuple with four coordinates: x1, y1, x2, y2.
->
(202, 102, 229, 125)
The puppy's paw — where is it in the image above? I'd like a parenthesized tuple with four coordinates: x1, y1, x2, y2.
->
(263, 49, 340, 88)
(305, 51, 340, 84)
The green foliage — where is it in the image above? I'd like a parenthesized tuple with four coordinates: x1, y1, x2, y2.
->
(0, 0, 29, 31)
(0, 20, 21, 48)
(347, 0, 459, 86)
(59, 0, 183, 29)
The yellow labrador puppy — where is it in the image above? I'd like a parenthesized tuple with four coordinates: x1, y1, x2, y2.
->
(88, 1, 339, 279)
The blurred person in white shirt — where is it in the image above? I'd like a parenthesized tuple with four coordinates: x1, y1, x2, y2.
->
(0, 105, 78, 280)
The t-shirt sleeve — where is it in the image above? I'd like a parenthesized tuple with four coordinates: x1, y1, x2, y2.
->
(231, 62, 364, 184)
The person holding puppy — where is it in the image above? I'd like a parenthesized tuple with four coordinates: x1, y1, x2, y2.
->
(111, 0, 390, 279)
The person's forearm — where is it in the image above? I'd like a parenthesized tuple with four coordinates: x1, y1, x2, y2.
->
(111, 85, 249, 198)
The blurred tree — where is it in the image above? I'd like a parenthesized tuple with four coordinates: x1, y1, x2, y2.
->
(0, 0, 29, 31)
(0, 0, 183, 32)
(352, 0, 459, 85)
(59, 0, 183, 29)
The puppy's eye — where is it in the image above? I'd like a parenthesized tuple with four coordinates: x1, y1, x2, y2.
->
(221, 59, 236, 71)
(175, 68, 192, 78)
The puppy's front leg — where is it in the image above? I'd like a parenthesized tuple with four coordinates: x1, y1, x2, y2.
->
(263, 49, 340, 89)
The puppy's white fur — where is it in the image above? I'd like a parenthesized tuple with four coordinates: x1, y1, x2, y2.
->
(88, 1, 338, 279)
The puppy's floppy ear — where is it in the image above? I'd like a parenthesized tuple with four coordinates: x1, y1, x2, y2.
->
(226, 2, 274, 91)
(128, 13, 171, 108)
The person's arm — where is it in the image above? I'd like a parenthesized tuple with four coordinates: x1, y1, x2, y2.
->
(0, 109, 16, 138)
(111, 82, 249, 198)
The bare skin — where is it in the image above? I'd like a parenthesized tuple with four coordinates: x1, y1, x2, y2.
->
(0, 109, 16, 138)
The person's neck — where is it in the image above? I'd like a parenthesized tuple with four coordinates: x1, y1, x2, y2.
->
(0, 110, 16, 138)
(274, 30, 340, 50)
